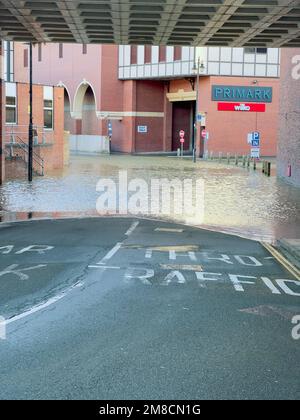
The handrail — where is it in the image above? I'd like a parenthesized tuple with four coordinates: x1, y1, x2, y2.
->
(5, 135, 44, 176)
(5, 124, 54, 146)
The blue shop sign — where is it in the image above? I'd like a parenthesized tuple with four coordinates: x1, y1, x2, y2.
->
(212, 85, 273, 103)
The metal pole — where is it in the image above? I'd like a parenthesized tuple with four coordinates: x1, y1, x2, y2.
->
(28, 42, 33, 182)
(193, 58, 200, 163)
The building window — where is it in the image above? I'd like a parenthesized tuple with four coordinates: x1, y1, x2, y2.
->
(43, 86, 54, 130)
(6, 96, 17, 124)
(5, 83, 17, 124)
(82, 44, 87, 54)
(38, 44, 42, 62)
(4, 41, 14, 82)
(131, 46, 137, 65)
(24, 48, 28, 68)
(245, 47, 267, 55)
(256, 48, 268, 55)
(59, 43, 63, 58)
(159, 46, 166, 62)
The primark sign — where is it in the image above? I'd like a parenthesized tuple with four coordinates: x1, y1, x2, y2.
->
(212, 85, 273, 103)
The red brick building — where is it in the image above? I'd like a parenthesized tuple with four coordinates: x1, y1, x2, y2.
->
(11, 43, 280, 160)
(0, 42, 65, 182)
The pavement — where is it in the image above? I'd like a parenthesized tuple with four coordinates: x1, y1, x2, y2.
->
(278, 239, 300, 271)
(0, 217, 299, 400)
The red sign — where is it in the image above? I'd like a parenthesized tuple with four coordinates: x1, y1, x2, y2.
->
(180, 138, 185, 144)
(218, 103, 266, 112)
(179, 130, 185, 138)
(202, 130, 207, 138)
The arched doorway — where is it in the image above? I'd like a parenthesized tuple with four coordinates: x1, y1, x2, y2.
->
(82, 86, 97, 136)
(71, 81, 108, 154)
(63, 88, 73, 132)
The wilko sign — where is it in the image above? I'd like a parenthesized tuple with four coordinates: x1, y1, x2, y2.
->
(218, 103, 266, 112)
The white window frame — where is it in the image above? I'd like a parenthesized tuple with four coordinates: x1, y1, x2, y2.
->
(43, 86, 54, 131)
(5, 82, 17, 125)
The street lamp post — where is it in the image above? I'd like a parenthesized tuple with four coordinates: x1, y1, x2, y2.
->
(193, 57, 200, 163)
(28, 42, 33, 182)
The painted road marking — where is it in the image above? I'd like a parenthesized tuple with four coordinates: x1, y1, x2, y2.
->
(0, 264, 47, 281)
(261, 277, 281, 295)
(160, 264, 203, 271)
(88, 265, 121, 270)
(123, 268, 300, 297)
(262, 242, 300, 280)
(155, 228, 184, 233)
(6, 281, 83, 326)
(125, 221, 139, 236)
(0, 245, 54, 255)
(94, 242, 123, 266)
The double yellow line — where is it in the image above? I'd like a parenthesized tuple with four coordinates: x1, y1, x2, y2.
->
(262, 242, 300, 281)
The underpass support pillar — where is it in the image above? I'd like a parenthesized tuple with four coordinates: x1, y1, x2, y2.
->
(0, 41, 5, 185)
(278, 48, 300, 187)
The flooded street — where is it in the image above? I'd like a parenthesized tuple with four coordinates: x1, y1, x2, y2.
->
(0, 154, 299, 243)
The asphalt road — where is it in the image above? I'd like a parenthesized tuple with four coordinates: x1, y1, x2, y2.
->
(0, 217, 299, 400)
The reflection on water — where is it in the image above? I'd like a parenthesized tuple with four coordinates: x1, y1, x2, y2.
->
(0, 155, 299, 243)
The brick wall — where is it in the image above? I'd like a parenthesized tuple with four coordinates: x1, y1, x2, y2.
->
(0, 42, 4, 184)
(278, 48, 300, 187)
(5, 83, 64, 176)
(200, 76, 279, 157)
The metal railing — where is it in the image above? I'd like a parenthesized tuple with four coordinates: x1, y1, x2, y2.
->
(5, 133, 44, 176)
(5, 124, 53, 146)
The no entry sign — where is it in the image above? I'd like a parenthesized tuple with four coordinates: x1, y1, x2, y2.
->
(202, 129, 207, 138)
(179, 130, 185, 138)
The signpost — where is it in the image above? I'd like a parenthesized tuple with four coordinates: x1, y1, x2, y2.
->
(179, 130, 185, 157)
(202, 129, 207, 139)
(108, 120, 113, 139)
(248, 132, 261, 159)
(251, 148, 260, 159)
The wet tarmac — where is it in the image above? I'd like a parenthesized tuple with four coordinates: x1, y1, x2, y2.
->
(0, 154, 299, 243)
(0, 217, 299, 400)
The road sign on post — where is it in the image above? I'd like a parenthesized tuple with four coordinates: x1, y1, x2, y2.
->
(202, 129, 207, 139)
(108, 121, 113, 138)
(179, 130, 185, 157)
(251, 148, 260, 159)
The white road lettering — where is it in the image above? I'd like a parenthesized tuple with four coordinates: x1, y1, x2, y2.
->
(125, 268, 154, 285)
(234, 255, 263, 267)
(145, 249, 153, 259)
(0, 264, 47, 281)
(276, 280, 300, 296)
(195, 272, 222, 288)
(169, 250, 197, 262)
(161, 271, 186, 286)
(16, 245, 54, 255)
(261, 277, 281, 295)
(229, 274, 257, 292)
(0, 246, 14, 255)
(205, 254, 234, 265)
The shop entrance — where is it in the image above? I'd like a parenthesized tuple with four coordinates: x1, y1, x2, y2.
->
(172, 101, 195, 152)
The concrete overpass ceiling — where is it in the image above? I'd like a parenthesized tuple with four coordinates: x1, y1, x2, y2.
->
(0, 1, 299, 47)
